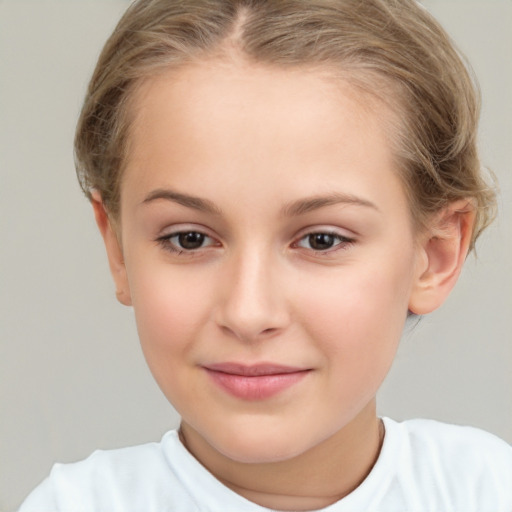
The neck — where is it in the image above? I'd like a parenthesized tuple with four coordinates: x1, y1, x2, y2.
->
(180, 402, 384, 511)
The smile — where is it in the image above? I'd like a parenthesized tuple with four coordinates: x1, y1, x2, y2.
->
(203, 363, 311, 401)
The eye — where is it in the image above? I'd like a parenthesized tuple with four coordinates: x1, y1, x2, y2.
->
(174, 231, 208, 250)
(296, 232, 354, 252)
(157, 230, 217, 253)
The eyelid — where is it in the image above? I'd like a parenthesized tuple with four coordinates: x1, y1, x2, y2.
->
(167, 232, 216, 247)
(155, 224, 221, 253)
(157, 223, 216, 239)
(292, 226, 356, 253)
(293, 225, 357, 242)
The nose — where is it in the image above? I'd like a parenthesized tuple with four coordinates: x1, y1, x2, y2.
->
(214, 247, 290, 342)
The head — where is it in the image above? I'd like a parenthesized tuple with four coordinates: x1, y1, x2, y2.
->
(76, 0, 496, 463)
(76, 0, 495, 247)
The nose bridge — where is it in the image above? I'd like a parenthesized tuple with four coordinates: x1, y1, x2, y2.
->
(216, 242, 288, 341)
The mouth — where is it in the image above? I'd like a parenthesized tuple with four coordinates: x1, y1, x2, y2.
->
(203, 362, 311, 401)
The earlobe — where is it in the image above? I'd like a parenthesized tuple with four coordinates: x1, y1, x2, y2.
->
(91, 191, 132, 306)
(408, 200, 475, 315)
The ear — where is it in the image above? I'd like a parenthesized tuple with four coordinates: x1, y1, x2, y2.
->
(408, 200, 475, 315)
(91, 191, 132, 306)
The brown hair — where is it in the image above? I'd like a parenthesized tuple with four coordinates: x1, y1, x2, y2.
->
(75, 0, 496, 250)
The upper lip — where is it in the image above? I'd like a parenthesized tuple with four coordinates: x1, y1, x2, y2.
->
(204, 362, 309, 376)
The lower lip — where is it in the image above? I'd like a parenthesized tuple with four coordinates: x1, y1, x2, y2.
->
(205, 369, 309, 401)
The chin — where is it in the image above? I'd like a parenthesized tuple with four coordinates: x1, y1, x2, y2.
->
(209, 423, 315, 464)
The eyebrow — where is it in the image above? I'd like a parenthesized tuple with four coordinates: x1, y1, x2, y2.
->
(141, 188, 378, 217)
(142, 189, 222, 215)
(281, 193, 379, 216)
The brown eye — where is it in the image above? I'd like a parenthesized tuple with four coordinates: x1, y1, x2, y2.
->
(296, 231, 354, 252)
(308, 233, 336, 250)
(157, 230, 217, 254)
(177, 232, 205, 250)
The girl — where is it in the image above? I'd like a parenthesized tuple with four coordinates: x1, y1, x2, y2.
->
(19, 0, 512, 510)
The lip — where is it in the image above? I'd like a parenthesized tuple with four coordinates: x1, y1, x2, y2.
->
(203, 362, 311, 401)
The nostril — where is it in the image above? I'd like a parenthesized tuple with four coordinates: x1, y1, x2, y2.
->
(218, 323, 281, 342)
(220, 325, 235, 337)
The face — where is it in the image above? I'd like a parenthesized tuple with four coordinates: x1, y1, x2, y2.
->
(110, 60, 424, 463)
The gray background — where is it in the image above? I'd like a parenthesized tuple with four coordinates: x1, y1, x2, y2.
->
(1, 1, 511, 510)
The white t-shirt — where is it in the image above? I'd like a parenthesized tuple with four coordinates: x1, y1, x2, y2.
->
(20, 417, 512, 512)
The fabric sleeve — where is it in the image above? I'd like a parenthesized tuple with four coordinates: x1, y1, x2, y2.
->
(18, 474, 58, 512)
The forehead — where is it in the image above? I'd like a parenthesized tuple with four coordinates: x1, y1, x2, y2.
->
(122, 60, 406, 216)
(129, 60, 388, 149)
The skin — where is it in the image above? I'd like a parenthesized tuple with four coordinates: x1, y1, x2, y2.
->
(93, 59, 474, 511)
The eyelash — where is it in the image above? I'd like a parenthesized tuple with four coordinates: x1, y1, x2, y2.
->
(294, 231, 355, 253)
(155, 229, 355, 256)
(156, 230, 218, 255)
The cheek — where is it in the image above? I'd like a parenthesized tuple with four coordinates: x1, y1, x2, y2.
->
(295, 271, 407, 417)
(296, 257, 413, 375)
(126, 263, 217, 411)
(127, 263, 210, 365)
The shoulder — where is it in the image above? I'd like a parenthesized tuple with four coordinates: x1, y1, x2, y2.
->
(49, 434, 171, 487)
(399, 418, 512, 468)
(384, 417, 512, 510)
(19, 430, 199, 512)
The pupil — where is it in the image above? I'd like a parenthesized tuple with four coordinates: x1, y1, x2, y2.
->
(309, 233, 335, 250)
(178, 232, 204, 249)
